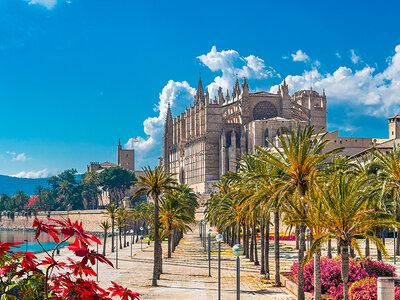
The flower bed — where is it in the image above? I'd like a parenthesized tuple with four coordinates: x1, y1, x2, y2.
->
(290, 256, 397, 300)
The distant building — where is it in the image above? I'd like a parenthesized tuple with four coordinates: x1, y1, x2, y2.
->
(86, 140, 142, 207)
(87, 139, 134, 172)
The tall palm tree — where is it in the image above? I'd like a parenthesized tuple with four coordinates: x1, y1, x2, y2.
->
(134, 166, 177, 286)
(373, 144, 400, 255)
(99, 221, 111, 256)
(105, 204, 119, 253)
(160, 185, 197, 258)
(306, 171, 396, 300)
(257, 125, 342, 300)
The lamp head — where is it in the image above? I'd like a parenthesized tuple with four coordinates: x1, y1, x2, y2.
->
(216, 234, 223, 242)
(140, 227, 143, 231)
(232, 244, 244, 256)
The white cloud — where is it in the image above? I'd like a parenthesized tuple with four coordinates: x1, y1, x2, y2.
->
(125, 80, 195, 167)
(270, 44, 400, 117)
(335, 52, 342, 59)
(6, 152, 30, 162)
(12, 153, 30, 162)
(350, 49, 361, 64)
(197, 46, 276, 98)
(11, 168, 53, 179)
(25, 0, 57, 9)
(127, 46, 277, 168)
(291, 50, 310, 62)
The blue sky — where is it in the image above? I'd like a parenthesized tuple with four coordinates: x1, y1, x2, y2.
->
(1, 0, 400, 177)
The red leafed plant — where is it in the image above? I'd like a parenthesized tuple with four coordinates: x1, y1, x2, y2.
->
(0, 217, 140, 300)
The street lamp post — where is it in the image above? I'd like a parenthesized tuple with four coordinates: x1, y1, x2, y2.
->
(306, 228, 310, 250)
(216, 234, 223, 300)
(130, 229, 134, 257)
(115, 228, 119, 269)
(232, 244, 244, 300)
(147, 225, 151, 245)
(208, 228, 212, 277)
(140, 227, 143, 251)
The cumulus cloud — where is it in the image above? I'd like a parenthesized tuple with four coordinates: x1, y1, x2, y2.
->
(291, 50, 310, 62)
(197, 46, 276, 98)
(270, 44, 400, 117)
(350, 49, 361, 64)
(6, 152, 30, 162)
(125, 80, 195, 167)
(127, 46, 278, 167)
(11, 168, 53, 179)
(25, 0, 57, 9)
(12, 153, 30, 162)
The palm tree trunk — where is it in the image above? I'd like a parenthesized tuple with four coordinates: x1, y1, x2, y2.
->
(254, 223, 259, 266)
(295, 225, 300, 250)
(265, 215, 270, 280)
(260, 219, 265, 275)
(314, 248, 322, 300)
(327, 239, 332, 258)
(152, 196, 161, 286)
(337, 238, 341, 255)
(250, 225, 254, 262)
(119, 228, 122, 249)
(103, 232, 107, 256)
(397, 228, 400, 256)
(297, 223, 306, 300)
(376, 227, 382, 261)
(111, 217, 115, 253)
(124, 226, 127, 247)
(244, 225, 248, 258)
(274, 210, 281, 286)
(167, 225, 172, 258)
(341, 242, 350, 300)
(365, 237, 370, 257)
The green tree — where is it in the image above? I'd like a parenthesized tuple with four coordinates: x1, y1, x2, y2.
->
(257, 126, 342, 300)
(99, 221, 111, 256)
(105, 204, 119, 253)
(80, 171, 101, 209)
(306, 171, 395, 300)
(134, 166, 177, 286)
(99, 166, 136, 207)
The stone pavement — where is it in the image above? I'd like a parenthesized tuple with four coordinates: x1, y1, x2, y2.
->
(82, 228, 295, 299)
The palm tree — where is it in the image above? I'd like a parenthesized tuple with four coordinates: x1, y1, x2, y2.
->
(99, 221, 111, 256)
(105, 204, 119, 253)
(160, 185, 197, 258)
(373, 144, 400, 256)
(306, 170, 396, 300)
(134, 166, 177, 286)
(257, 125, 342, 300)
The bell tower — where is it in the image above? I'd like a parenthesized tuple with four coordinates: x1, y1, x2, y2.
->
(388, 115, 400, 139)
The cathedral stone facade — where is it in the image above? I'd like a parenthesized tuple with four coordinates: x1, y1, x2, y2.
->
(162, 77, 327, 193)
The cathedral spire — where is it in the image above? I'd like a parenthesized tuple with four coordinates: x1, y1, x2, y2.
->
(166, 102, 172, 121)
(195, 76, 205, 105)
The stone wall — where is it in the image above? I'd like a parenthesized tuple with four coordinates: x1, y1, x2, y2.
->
(0, 210, 109, 233)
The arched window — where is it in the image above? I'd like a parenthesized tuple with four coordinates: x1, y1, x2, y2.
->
(264, 129, 269, 147)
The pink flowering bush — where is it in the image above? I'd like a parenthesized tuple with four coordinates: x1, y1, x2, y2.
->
(290, 256, 396, 299)
(349, 277, 400, 300)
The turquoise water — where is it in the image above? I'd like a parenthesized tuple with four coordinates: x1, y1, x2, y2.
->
(0, 230, 64, 253)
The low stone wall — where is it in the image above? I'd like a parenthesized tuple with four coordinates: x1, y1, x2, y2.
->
(0, 210, 109, 233)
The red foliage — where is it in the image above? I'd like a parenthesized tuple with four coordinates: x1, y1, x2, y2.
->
(25, 195, 39, 208)
(108, 281, 141, 300)
(0, 217, 139, 300)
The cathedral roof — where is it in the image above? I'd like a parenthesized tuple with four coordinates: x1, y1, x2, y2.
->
(388, 114, 400, 119)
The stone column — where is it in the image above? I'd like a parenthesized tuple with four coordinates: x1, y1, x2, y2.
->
(377, 277, 394, 300)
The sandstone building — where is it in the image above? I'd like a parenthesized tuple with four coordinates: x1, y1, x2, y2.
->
(162, 77, 400, 193)
(162, 77, 328, 193)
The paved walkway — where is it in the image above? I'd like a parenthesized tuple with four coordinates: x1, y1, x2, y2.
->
(74, 227, 295, 299)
